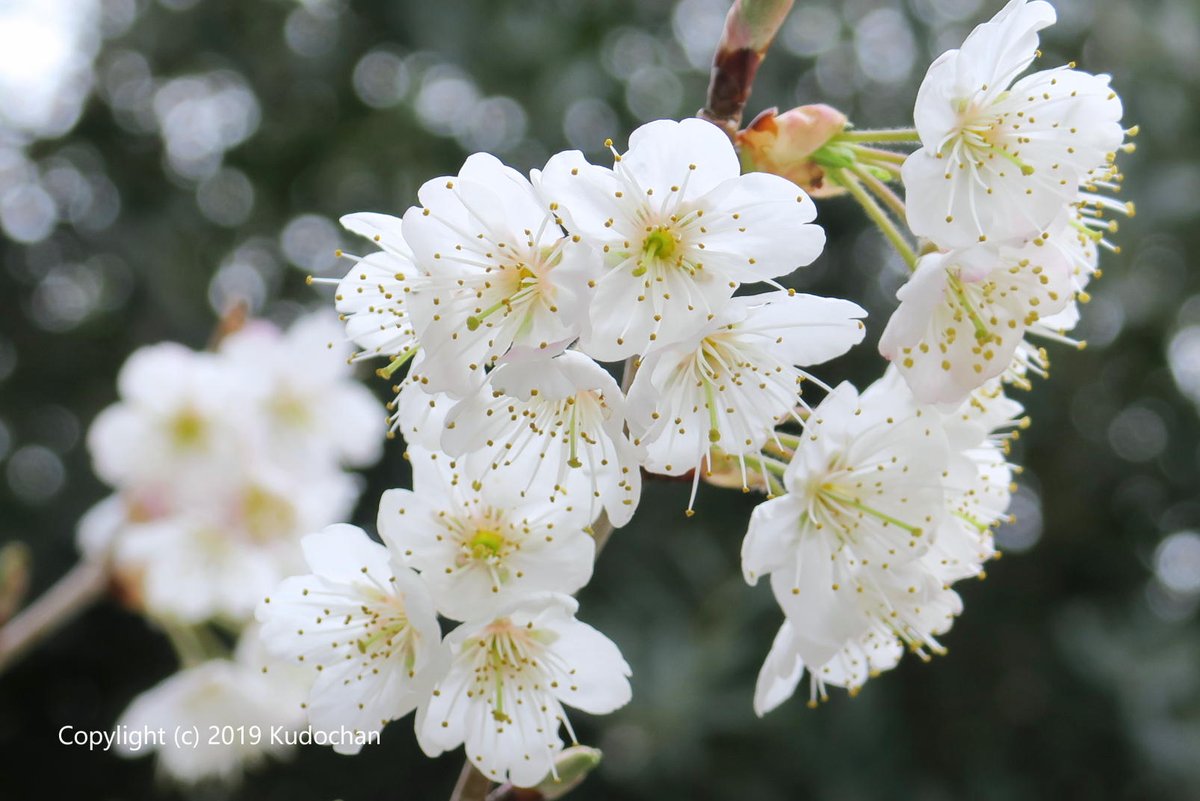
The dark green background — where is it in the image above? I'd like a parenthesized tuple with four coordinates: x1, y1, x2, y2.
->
(1, 0, 1196, 798)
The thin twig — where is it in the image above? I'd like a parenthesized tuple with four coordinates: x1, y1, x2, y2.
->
(699, 0, 795, 137)
(0, 558, 109, 675)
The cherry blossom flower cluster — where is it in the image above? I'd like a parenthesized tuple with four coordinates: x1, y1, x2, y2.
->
(79, 311, 383, 783)
(881, 0, 1132, 404)
(735, 0, 1129, 707)
(247, 0, 1129, 792)
(258, 116, 867, 788)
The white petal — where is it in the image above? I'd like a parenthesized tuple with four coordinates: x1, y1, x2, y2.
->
(619, 118, 740, 200)
(543, 617, 632, 715)
(696, 173, 825, 281)
(753, 620, 805, 717)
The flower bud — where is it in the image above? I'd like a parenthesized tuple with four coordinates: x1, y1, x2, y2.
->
(701, 449, 771, 494)
(737, 104, 848, 197)
(533, 746, 603, 799)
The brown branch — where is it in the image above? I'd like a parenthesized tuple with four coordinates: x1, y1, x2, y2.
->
(699, 0, 795, 137)
(0, 558, 110, 675)
(486, 785, 543, 801)
(450, 762, 493, 801)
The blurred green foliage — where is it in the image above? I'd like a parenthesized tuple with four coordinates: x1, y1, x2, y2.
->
(1, 0, 1198, 799)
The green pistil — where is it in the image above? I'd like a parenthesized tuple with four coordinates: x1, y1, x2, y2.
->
(492, 673, 510, 722)
(643, 228, 676, 261)
(567, 403, 582, 468)
(821, 487, 924, 536)
(486, 640, 513, 723)
(376, 346, 418, 379)
(946, 272, 992, 342)
(704, 381, 721, 443)
(468, 528, 506, 560)
(356, 623, 402, 655)
(634, 228, 679, 277)
(467, 297, 511, 331)
(992, 144, 1036, 176)
(954, 510, 990, 534)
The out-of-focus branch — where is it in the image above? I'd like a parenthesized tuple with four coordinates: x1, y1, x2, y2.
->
(0, 542, 32, 624)
(207, 298, 250, 350)
(486, 785, 543, 801)
(699, 0, 795, 137)
(450, 762, 493, 801)
(0, 557, 109, 675)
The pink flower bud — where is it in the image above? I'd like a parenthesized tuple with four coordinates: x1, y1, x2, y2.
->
(737, 104, 848, 197)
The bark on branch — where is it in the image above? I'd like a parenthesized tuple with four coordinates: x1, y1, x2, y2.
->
(450, 762, 494, 801)
(699, 0, 795, 137)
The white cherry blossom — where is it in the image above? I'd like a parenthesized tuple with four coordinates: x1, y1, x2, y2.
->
(903, 0, 1124, 247)
(442, 349, 642, 527)
(741, 382, 952, 670)
(415, 592, 631, 788)
(87, 342, 241, 493)
(540, 118, 826, 360)
(335, 211, 423, 366)
(220, 312, 383, 469)
(115, 629, 309, 784)
(749, 370, 1026, 714)
(753, 620, 903, 716)
(256, 525, 447, 754)
(116, 465, 357, 623)
(878, 234, 1075, 405)
(864, 368, 1020, 584)
(377, 448, 596, 621)
(401, 153, 598, 396)
(627, 289, 865, 494)
(390, 358, 458, 447)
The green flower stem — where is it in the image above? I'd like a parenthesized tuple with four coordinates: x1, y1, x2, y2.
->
(741, 453, 789, 497)
(162, 622, 214, 668)
(850, 162, 909, 222)
(772, 431, 804, 450)
(852, 145, 909, 165)
(837, 127, 921, 144)
(836, 169, 917, 270)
